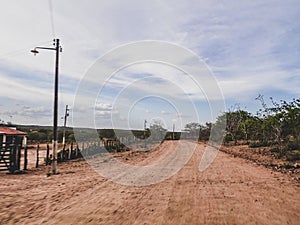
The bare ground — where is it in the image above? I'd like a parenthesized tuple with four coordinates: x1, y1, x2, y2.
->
(220, 144, 300, 181)
(0, 141, 299, 225)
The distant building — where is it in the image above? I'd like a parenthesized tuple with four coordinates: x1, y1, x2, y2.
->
(0, 126, 27, 147)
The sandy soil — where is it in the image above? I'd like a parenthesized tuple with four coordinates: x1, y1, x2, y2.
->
(220, 144, 300, 181)
(0, 140, 299, 225)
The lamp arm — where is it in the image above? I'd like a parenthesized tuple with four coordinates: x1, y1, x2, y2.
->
(35, 46, 56, 51)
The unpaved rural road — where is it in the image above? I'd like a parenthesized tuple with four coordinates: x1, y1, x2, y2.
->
(0, 141, 299, 225)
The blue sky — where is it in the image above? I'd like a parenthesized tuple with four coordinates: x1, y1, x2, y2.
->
(0, 0, 299, 130)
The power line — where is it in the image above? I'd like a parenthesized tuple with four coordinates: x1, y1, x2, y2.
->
(48, 0, 56, 38)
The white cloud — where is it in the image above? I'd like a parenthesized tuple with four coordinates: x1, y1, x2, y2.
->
(0, 0, 299, 126)
(94, 103, 113, 111)
(161, 110, 172, 115)
(94, 103, 119, 118)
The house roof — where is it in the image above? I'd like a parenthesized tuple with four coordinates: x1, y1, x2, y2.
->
(0, 127, 27, 135)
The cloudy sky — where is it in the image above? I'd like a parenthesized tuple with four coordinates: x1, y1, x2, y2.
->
(0, 0, 299, 130)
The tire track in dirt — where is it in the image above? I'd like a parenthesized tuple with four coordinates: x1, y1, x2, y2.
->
(1, 141, 299, 225)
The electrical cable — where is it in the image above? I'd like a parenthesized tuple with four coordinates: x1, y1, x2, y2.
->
(48, 0, 56, 39)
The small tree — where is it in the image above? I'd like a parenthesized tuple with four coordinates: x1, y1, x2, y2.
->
(149, 120, 167, 142)
(225, 108, 248, 145)
(183, 122, 202, 140)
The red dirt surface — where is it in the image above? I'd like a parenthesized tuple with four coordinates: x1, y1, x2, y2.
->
(220, 144, 300, 181)
(0, 141, 299, 225)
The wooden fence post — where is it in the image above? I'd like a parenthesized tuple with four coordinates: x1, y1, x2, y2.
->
(69, 142, 73, 159)
(62, 147, 65, 161)
(24, 145, 28, 170)
(62, 141, 65, 161)
(60, 150, 63, 162)
(36, 144, 39, 168)
(17, 144, 21, 171)
(9, 144, 16, 173)
(82, 142, 85, 156)
(46, 144, 50, 165)
(76, 144, 79, 158)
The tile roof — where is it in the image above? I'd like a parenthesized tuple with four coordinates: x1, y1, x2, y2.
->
(0, 127, 27, 135)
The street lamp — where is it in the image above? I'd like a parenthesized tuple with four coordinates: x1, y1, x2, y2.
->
(31, 39, 62, 174)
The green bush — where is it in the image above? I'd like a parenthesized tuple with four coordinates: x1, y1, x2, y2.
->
(285, 141, 300, 151)
(270, 147, 280, 153)
(249, 141, 271, 148)
(286, 151, 300, 161)
(224, 134, 233, 143)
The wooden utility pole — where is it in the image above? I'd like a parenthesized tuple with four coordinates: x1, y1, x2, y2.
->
(52, 38, 60, 174)
(31, 38, 62, 174)
(62, 104, 69, 147)
(31, 39, 62, 174)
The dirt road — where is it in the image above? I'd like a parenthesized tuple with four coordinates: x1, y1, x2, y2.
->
(0, 141, 299, 225)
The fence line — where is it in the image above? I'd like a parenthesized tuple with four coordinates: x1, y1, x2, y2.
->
(1, 139, 129, 173)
